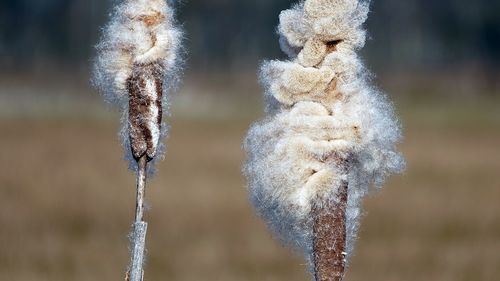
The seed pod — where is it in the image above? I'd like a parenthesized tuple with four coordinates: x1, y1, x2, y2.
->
(93, 0, 181, 168)
(244, 0, 404, 279)
(127, 64, 163, 161)
(92, 1, 182, 280)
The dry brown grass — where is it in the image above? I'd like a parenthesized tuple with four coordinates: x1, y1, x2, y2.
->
(0, 109, 499, 281)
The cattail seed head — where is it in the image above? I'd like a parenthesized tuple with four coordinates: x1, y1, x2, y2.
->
(93, 0, 182, 169)
(244, 0, 405, 271)
(127, 65, 164, 160)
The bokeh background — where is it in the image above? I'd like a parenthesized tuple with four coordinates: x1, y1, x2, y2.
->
(1, 0, 499, 280)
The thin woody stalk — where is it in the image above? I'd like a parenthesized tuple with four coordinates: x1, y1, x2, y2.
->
(129, 156, 148, 281)
(134, 156, 148, 224)
(93, 1, 182, 281)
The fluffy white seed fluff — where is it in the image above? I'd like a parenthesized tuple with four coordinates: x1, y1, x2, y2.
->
(93, 0, 182, 171)
(244, 0, 404, 269)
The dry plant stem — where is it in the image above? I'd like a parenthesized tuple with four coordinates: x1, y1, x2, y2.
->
(135, 156, 148, 223)
(129, 155, 148, 281)
(313, 180, 348, 281)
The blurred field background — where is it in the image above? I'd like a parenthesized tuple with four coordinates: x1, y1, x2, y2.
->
(1, 0, 499, 281)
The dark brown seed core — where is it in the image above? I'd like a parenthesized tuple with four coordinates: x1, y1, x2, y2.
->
(127, 66, 163, 161)
(312, 180, 348, 281)
(326, 40, 343, 53)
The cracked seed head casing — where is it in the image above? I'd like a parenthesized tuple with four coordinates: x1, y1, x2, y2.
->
(244, 0, 405, 269)
(93, 0, 182, 171)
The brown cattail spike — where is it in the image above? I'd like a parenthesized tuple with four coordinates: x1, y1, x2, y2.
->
(312, 155, 351, 281)
(127, 65, 164, 161)
(243, 1, 404, 281)
(313, 181, 348, 281)
(93, 1, 182, 281)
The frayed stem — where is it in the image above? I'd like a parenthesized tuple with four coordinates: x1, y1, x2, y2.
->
(312, 180, 348, 281)
(135, 156, 148, 223)
(127, 155, 148, 281)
